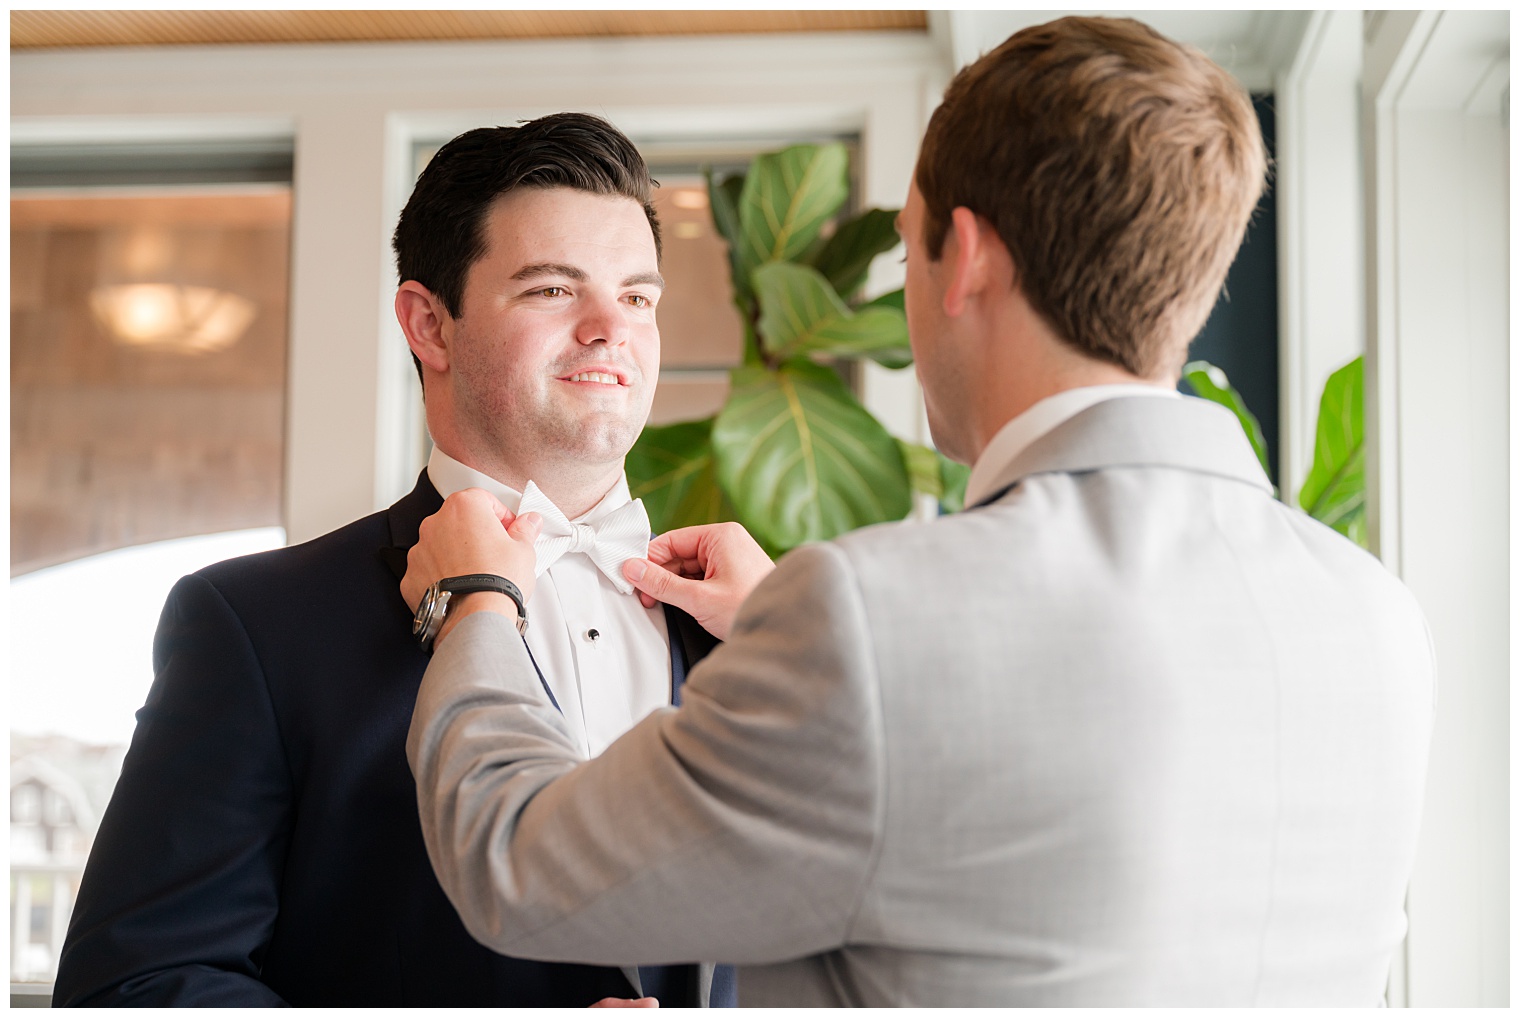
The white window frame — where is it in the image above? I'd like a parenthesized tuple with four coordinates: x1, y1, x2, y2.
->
(1362, 11, 1510, 1006)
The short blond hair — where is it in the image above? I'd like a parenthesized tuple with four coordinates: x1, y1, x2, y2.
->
(916, 16, 1268, 378)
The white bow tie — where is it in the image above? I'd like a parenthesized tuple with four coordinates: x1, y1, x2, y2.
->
(517, 481, 650, 595)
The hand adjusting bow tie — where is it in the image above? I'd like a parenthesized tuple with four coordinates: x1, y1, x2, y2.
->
(516, 481, 650, 595)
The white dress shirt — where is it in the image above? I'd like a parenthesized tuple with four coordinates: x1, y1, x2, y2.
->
(963, 384, 1181, 508)
(427, 447, 672, 759)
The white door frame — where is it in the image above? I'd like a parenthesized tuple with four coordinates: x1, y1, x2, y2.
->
(1363, 10, 1510, 1006)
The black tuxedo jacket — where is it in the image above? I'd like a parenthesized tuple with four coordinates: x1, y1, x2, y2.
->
(54, 473, 733, 1006)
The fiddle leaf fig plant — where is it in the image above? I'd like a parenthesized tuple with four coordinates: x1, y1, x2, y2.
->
(1181, 360, 1272, 481)
(622, 419, 731, 532)
(1297, 356, 1366, 546)
(628, 142, 963, 554)
(1183, 355, 1367, 548)
(753, 262, 910, 361)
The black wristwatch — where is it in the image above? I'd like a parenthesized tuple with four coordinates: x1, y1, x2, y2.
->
(413, 573, 528, 652)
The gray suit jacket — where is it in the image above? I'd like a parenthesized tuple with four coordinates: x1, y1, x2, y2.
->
(408, 396, 1435, 1005)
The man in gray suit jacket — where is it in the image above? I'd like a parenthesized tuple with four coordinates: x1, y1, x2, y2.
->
(399, 17, 1435, 1006)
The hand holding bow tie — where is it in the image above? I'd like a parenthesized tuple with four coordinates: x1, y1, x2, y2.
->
(400, 489, 543, 644)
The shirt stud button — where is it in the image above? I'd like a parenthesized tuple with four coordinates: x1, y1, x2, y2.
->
(586, 628, 601, 642)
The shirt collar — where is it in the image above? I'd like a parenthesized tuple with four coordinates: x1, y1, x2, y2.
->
(425, 446, 632, 525)
(962, 384, 1180, 509)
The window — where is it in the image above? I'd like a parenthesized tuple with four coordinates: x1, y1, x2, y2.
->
(10, 142, 293, 989)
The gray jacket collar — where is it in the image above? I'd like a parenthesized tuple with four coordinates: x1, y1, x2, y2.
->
(970, 395, 1273, 509)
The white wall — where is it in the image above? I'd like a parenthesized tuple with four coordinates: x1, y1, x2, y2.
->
(1363, 10, 1510, 1006)
(12, 33, 943, 541)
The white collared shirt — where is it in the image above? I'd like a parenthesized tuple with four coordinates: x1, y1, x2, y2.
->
(427, 447, 672, 759)
(963, 384, 1181, 508)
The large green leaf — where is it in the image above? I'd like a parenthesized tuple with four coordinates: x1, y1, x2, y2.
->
(898, 439, 971, 514)
(626, 418, 731, 532)
(753, 262, 909, 361)
(808, 208, 901, 299)
(712, 361, 912, 551)
(705, 167, 747, 298)
(938, 454, 970, 513)
(705, 168, 744, 248)
(859, 289, 913, 368)
(1181, 360, 1272, 482)
(737, 143, 850, 274)
(1299, 355, 1366, 546)
(859, 288, 913, 368)
(899, 439, 942, 498)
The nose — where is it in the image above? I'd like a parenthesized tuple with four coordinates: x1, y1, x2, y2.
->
(573, 294, 629, 348)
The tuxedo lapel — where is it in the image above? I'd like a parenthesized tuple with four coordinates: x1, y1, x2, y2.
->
(663, 604, 720, 707)
(380, 471, 445, 579)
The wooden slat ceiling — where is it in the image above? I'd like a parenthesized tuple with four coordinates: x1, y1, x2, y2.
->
(12, 10, 927, 49)
(12, 193, 292, 229)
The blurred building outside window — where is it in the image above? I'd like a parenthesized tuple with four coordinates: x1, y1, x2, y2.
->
(10, 529, 284, 984)
(10, 149, 293, 989)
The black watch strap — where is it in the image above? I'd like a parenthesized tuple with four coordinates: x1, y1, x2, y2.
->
(438, 574, 528, 629)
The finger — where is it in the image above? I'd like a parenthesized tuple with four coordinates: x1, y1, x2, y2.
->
(637, 591, 657, 609)
(623, 558, 705, 612)
(454, 487, 500, 516)
(588, 997, 659, 1008)
(508, 511, 543, 542)
(646, 525, 719, 566)
(651, 554, 702, 578)
(645, 532, 682, 566)
(457, 487, 510, 522)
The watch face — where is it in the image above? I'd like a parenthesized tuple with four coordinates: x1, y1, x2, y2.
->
(414, 584, 453, 649)
(413, 586, 438, 638)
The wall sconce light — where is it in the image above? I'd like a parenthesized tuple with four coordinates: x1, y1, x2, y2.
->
(89, 283, 256, 355)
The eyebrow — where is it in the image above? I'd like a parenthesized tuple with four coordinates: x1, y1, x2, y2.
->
(512, 262, 586, 282)
(511, 263, 665, 290)
(622, 271, 666, 291)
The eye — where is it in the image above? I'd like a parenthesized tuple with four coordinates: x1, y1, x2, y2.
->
(538, 286, 567, 298)
(626, 294, 652, 308)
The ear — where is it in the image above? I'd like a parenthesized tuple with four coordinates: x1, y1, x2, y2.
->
(395, 281, 453, 374)
(941, 206, 1004, 318)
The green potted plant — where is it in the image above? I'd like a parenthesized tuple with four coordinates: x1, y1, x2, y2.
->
(627, 142, 966, 554)
(1183, 357, 1366, 546)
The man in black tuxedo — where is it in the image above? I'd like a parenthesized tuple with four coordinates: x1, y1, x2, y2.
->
(54, 113, 736, 1007)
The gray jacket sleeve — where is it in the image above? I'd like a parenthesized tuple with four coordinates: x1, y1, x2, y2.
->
(406, 541, 885, 966)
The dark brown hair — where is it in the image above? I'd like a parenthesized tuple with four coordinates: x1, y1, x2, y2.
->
(916, 16, 1267, 378)
(392, 113, 660, 381)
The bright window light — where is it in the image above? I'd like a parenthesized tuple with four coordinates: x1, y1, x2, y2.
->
(11, 528, 287, 748)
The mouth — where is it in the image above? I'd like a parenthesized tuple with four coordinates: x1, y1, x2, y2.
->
(558, 367, 630, 387)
